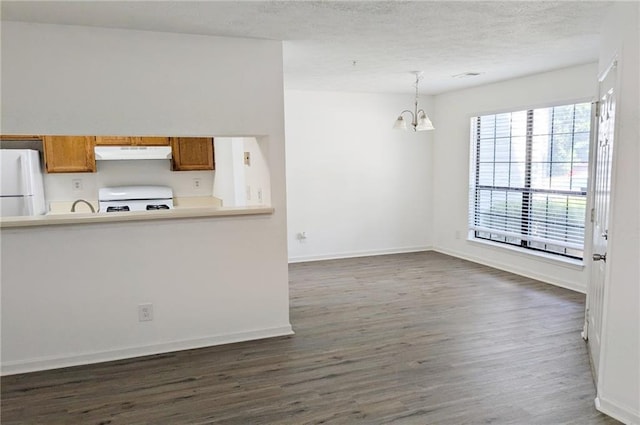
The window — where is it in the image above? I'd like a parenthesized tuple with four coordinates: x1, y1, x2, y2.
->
(469, 103, 592, 259)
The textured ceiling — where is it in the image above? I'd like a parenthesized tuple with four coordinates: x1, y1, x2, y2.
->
(1, 1, 612, 94)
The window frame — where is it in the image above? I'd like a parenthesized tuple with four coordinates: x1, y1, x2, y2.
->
(468, 100, 594, 260)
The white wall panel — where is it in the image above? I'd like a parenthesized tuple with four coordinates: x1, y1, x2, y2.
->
(0, 22, 290, 374)
(285, 90, 434, 261)
(595, 3, 640, 424)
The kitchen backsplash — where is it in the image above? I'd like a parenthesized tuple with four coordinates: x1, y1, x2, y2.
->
(44, 159, 214, 202)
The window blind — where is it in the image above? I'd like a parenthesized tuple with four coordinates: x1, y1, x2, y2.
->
(469, 103, 592, 259)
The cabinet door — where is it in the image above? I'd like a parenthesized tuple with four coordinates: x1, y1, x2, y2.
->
(43, 136, 96, 173)
(133, 137, 170, 146)
(171, 137, 214, 171)
(95, 136, 133, 145)
(0, 135, 42, 141)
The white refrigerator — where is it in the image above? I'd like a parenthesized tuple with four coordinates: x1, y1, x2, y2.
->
(0, 149, 46, 217)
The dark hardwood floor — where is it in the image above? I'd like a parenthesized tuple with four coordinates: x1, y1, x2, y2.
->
(1, 252, 619, 424)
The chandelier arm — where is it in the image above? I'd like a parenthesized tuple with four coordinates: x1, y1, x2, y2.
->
(399, 110, 415, 119)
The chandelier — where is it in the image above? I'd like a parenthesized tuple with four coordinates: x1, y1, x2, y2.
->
(393, 72, 434, 132)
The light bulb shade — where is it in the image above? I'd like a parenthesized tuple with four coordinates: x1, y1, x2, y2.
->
(393, 115, 408, 130)
(416, 111, 435, 131)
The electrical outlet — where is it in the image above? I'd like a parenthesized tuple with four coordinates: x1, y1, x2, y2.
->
(257, 188, 263, 203)
(138, 303, 153, 322)
(246, 185, 251, 200)
(455, 230, 461, 240)
(72, 179, 83, 191)
(193, 178, 202, 189)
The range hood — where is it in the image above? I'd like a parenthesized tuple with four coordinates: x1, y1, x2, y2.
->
(95, 146, 172, 161)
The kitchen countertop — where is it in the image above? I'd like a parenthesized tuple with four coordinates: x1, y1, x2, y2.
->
(1, 197, 273, 228)
(46, 196, 224, 215)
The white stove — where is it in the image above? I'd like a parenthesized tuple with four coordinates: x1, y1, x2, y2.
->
(98, 185, 174, 213)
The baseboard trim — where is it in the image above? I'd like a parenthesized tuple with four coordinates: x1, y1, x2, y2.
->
(288, 246, 433, 263)
(596, 396, 640, 425)
(433, 247, 586, 294)
(1, 325, 294, 376)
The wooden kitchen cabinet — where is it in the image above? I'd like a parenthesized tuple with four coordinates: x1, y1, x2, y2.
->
(171, 137, 215, 171)
(43, 136, 96, 173)
(133, 137, 170, 146)
(0, 135, 42, 141)
(95, 136, 132, 145)
(95, 136, 170, 146)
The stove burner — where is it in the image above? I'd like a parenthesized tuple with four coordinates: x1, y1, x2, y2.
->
(98, 187, 174, 212)
(106, 206, 130, 212)
(146, 204, 170, 210)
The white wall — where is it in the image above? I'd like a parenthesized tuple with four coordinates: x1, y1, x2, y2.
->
(45, 160, 214, 203)
(213, 137, 271, 207)
(243, 137, 271, 206)
(285, 90, 433, 262)
(431, 63, 598, 293)
(212, 138, 241, 206)
(0, 22, 290, 374)
(595, 3, 640, 424)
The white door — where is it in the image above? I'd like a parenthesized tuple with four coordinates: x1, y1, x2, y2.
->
(586, 60, 617, 380)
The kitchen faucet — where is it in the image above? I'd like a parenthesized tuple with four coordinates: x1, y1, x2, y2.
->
(71, 199, 96, 213)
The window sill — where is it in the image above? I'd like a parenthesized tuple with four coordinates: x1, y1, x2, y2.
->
(467, 237, 585, 270)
